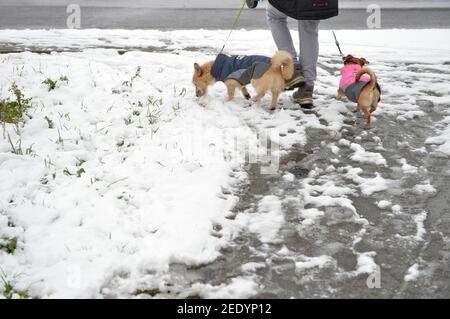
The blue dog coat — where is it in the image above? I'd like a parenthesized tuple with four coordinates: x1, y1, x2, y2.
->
(211, 54, 272, 85)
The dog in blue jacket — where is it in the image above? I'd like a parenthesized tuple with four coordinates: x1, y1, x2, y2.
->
(193, 51, 293, 110)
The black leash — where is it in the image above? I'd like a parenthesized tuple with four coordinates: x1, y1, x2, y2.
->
(332, 30, 345, 60)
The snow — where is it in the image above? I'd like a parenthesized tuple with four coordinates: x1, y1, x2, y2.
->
(298, 208, 325, 226)
(354, 251, 378, 275)
(413, 211, 428, 241)
(414, 182, 437, 194)
(0, 28, 449, 298)
(188, 276, 259, 299)
(404, 263, 420, 282)
(0, 28, 449, 63)
(392, 205, 403, 214)
(343, 167, 397, 196)
(295, 255, 334, 272)
(1, 47, 249, 298)
(377, 200, 392, 209)
(338, 139, 351, 147)
(236, 195, 284, 244)
(398, 158, 418, 174)
(426, 116, 450, 157)
(241, 262, 265, 273)
(350, 143, 387, 166)
(330, 144, 340, 155)
(299, 173, 359, 219)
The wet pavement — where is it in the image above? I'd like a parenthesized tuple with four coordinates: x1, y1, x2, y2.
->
(162, 59, 450, 298)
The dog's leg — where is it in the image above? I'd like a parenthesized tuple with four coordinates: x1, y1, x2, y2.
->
(225, 81, 236, 102)
(270, 90, 280, 110)
(252, 91, 266, 102)
(370, 90, 380, 113)
(358, 89, 376, 128)
(365, 110, 372, 128)
(370, 104, 378, 114)
(336, 88, 344, 100)
(359, 103, 371, 128)
(241, 86, 251, 100)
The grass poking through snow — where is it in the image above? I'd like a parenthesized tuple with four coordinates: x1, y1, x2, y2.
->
(0, 238, 17, 254)
(0, 83, 32, 136)
(0, 267, 29, 299)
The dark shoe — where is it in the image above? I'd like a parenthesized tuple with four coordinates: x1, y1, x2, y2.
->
(293, 85, 315, 109)
(284, 64, 305, 91)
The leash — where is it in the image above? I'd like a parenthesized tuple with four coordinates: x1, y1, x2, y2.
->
(218, 0, 247, 55)
(332, 30, 345, 60)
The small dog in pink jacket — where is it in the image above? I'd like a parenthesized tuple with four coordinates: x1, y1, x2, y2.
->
(337, 55, 381, 128)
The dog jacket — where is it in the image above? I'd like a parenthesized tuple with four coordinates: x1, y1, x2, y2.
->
(339, 64, 380, 103)
(211, 54, 272, 86)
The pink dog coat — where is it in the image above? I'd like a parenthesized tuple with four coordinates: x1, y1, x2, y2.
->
(339, 64, 377, 103)
(339, 64, 370, 89)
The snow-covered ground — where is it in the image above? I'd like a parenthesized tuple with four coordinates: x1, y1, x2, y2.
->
(0, 29, 450, 298)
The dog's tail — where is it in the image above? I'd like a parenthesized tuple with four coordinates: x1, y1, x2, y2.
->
(271, 50, 294, 81)
(355, 67, 377, 90)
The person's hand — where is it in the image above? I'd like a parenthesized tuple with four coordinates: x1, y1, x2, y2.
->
(246, 0, 259, 9)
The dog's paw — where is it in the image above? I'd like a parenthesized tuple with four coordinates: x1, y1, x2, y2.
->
(244, 94, 251, 100)
(198, 100, 208, 108)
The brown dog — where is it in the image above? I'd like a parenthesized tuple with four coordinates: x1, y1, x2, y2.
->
(193, 51, 293, 110)
(337, 55, 381, 128)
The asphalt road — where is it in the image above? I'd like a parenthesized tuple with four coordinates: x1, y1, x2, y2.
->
(1, 6, 450, 30)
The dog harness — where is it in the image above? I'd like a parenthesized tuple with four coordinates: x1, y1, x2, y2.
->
(211, 54, 272, 86)
(339, 64, 380, 103)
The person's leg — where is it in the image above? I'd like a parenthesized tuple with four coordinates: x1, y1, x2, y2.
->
(293, 20, 320, 108)
(266, 2, 297, 61)
(266, 2, 305, 90)
(298, 20, 320, 87)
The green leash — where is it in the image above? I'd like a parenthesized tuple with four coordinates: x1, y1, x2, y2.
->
(218, 0, 247, 55)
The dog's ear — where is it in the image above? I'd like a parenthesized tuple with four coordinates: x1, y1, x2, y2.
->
(194, 63, 203, 76)
(343, 55, 354, 64)
(360, 58, 369, 66)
